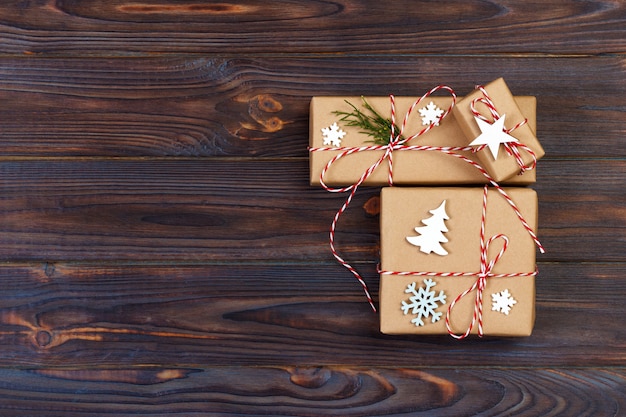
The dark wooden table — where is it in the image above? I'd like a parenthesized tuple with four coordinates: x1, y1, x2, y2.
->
(0, 1, 624, 415)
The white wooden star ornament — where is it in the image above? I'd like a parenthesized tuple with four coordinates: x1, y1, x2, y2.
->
(469, 114, 518, 160)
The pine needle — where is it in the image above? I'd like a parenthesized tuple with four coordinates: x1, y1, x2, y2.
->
(333, 96, 402, 145)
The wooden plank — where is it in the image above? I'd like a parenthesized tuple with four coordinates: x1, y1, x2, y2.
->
(0, 366, 622, 416)
(0, 56, 624, 157)
(0, 159, 622, 262)
(0, 262, 622, 367)
(0, 1, 624, 55)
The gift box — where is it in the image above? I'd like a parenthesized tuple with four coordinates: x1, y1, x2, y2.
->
(379, 186, 538, 337)
(453, 78, 545, 182)
(309, 95, 537, 187)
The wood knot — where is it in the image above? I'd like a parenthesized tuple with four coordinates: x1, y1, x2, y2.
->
(44, 263, 56, 278)
(261, 116, 284, 132)
(239, 94, 285, 135)
(36, 330, 52, 347)
(36, 263, 55, 283)
(289, 367, 332, 388)
(363, 196, 380, 216)
(254, 94, 283, 113)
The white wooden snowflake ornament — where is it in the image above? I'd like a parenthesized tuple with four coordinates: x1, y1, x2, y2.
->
(321, 122, 346, 147)
(401, 278, 447, 326)
(491, 289, 517, 315)
(469, 114, 518, 160)
(418, 101, 445, 126)
(406, 200, 449, 256)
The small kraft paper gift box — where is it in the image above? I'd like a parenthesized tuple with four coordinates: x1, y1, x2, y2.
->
(309, 94, 537, 187)
(453, 78, 545, 182)
(379, 186, 540, 337)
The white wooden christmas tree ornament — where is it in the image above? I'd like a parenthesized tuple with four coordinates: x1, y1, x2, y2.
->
(406, 200, 449, 256)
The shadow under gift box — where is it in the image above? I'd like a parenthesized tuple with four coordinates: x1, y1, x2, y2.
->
(309, 96, 537, 186)
(379, 187, 538, 337)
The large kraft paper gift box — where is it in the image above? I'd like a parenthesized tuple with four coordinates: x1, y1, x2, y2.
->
(453, 78, 545, 182)
(379, 187, 538, 337)
(309, 95, 537, 186)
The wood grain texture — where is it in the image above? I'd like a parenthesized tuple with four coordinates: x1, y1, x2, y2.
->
(0, 367, 622, 416)
(0, 56, 624, 157)
(0, 1, 624, 414)
(0, 262, 622, 367)
(0, 159, 622, 262)
(0, 0, 624, 55)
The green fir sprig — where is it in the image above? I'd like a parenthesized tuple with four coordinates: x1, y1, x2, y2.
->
(333, 96, 402, 145)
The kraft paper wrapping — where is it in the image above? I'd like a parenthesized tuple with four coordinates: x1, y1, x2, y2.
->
(379, 187, 538, 336)
(310, 95, 537, 186)
(453, 78, 545, 182)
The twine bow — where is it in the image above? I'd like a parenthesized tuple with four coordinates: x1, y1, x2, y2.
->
(445, 185, 538, 339)
(470, 85, 537, 174)
(317, 85, 457, 193)
(444, 233, 510, 339)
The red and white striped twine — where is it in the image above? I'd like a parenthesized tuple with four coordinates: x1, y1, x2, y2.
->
(470, 85, 537, 173)
(379, 185, 538, 339)
(308, 87, 543, 312)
